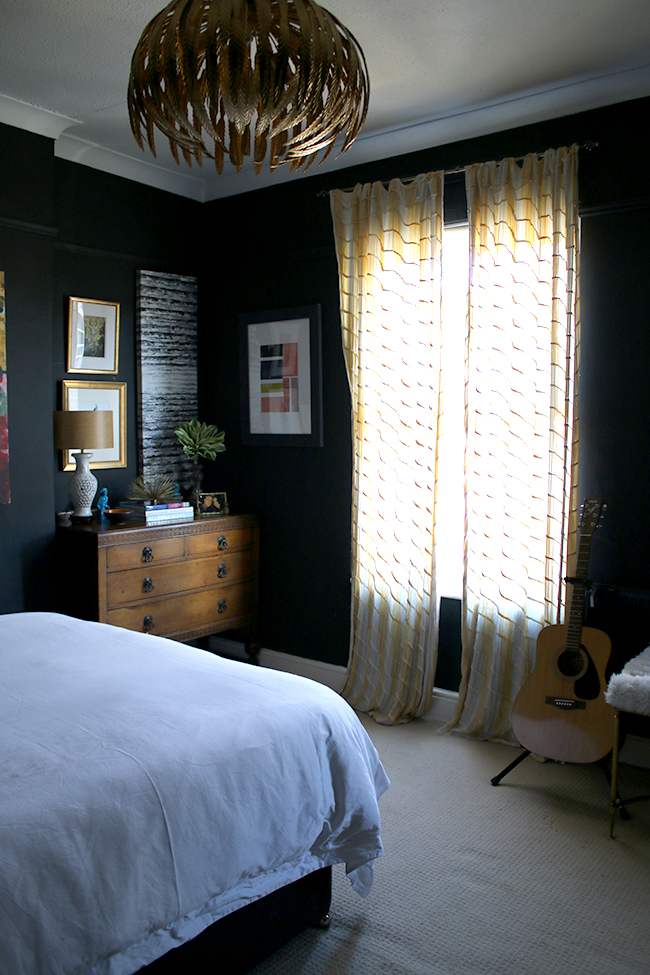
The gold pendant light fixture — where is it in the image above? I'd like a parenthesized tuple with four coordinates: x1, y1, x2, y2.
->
(128, 0, 369, 175)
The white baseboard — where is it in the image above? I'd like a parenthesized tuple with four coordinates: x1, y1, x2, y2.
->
(207, 637, 650, 768)
(208, 637, 458, 719)
(422, 687, 460, 724)
(208, 636, 347, 692)
(421, 687, 650, 768)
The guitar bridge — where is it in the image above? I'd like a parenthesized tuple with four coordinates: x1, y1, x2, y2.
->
(545, 696, 586, 711)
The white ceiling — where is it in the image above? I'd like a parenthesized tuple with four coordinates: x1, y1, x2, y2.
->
(1, 0, 649, 202)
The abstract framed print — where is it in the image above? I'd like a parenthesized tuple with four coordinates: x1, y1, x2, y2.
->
(239, 305, 323, 447)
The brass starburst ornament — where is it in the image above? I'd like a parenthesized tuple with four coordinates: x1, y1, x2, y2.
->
(127, 0, 369, 175)
(126, 474, 179, 505)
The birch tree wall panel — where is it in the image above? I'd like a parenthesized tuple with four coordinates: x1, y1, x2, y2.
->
(136, 270, 198, 489)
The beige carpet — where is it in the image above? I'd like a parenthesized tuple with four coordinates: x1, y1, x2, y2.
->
(250, 714, 650, 975)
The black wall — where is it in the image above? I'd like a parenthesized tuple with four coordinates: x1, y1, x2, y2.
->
(52, 158, 203, 511)
(0, 127, 55, 612)
(0, 124, 203, 614)
(2, 96, 650, 673)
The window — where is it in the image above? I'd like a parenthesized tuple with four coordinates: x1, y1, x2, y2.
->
(331, 150, 579, 730)
(436, 223, 469, 601)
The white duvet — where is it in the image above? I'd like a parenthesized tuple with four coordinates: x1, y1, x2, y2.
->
(0, 613, 389, 975)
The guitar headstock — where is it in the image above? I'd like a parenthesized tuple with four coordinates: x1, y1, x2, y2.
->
(579, 498, 606, 535)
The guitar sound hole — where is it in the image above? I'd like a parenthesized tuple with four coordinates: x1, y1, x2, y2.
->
(556, 649, 587, 679)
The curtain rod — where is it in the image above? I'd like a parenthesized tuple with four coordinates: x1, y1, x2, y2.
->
(316, 140, 599, 197)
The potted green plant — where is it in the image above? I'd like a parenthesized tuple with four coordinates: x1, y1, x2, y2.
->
(174, 419, 226, 507)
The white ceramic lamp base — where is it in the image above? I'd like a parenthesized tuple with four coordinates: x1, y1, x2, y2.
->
(68, 450, 98, 520)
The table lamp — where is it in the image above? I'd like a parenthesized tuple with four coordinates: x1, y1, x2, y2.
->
(53, 410, 114, 522)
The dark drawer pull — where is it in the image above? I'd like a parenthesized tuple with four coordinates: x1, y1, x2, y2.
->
(218, 598, 227, 614)
(142, 546, 154, 563)
(218, 535, 228, 551)
(142, 576, 155, 593)
(218, 562, 228, 578)
(143, 615, 155, 631)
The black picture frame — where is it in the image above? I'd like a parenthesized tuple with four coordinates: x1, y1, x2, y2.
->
(197, 491, 229, 516)
(239, 305, 323, 447)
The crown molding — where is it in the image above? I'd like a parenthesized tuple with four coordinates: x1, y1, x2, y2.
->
(3, 60, 650, 203)
(199, 60, 650, 200)
(189, 65, 650, 201)
(0, 93, 78, 140)
(54, 133, 207, 203)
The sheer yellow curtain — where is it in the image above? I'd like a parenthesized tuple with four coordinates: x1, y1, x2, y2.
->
(444, 146, 580, 742)
(330, 174, 444, 725)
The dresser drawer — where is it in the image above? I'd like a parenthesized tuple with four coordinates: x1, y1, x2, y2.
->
(105, 582, 254, 636)
(106, 551, 253, 606)
(188, 527, 253, 556)
(106, 536, 186, 571)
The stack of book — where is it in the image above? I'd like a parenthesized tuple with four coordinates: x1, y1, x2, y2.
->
(144, 502, 194, 526)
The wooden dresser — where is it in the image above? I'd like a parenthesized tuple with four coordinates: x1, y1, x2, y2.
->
(56, 513, 259, 657)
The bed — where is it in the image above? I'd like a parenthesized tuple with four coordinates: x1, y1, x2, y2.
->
(0, 612, 389, 975)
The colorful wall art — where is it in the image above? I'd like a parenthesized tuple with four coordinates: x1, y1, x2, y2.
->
(239, 305, 323, 447)
(0, 271, 10, 504)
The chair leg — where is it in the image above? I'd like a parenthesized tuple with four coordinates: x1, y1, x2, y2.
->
(609, 710, 621, 838)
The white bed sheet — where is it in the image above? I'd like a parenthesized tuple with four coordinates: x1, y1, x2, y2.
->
(0, 613, 389, 975)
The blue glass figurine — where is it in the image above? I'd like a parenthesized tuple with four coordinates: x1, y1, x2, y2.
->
(97, 487, 109, 519)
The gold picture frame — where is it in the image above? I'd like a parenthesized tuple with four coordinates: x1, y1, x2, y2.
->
(67, 296, 120, 374)
(61, 380, 127, 470)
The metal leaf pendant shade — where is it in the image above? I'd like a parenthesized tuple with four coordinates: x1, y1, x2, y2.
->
(128, 0, 369, 174)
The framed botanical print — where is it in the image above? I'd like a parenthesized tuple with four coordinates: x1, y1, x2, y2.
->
(67, 297, 120, 374)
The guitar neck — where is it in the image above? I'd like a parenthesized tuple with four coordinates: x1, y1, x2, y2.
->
(565, 533, 593, 652)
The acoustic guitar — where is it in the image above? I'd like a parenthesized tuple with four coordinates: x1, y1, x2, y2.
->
(511, 499, 613, 764)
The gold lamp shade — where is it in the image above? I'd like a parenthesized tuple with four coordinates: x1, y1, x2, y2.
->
(127, 0, 369, 174)
(53, 410, 114, 451)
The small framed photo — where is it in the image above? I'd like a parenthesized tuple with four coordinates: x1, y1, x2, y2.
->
(197, 491, 229, 516)
(67, 297, 120, 374)
(239, 305, 323, 447)
(61, 380, 126, 470)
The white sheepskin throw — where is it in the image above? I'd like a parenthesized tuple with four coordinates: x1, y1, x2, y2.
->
(605, 646, 650, 715)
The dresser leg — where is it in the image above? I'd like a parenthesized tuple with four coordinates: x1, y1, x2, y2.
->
(245, 638, 261, 665)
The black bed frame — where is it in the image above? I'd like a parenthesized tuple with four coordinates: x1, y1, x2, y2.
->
(140, 866, 332, 974)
